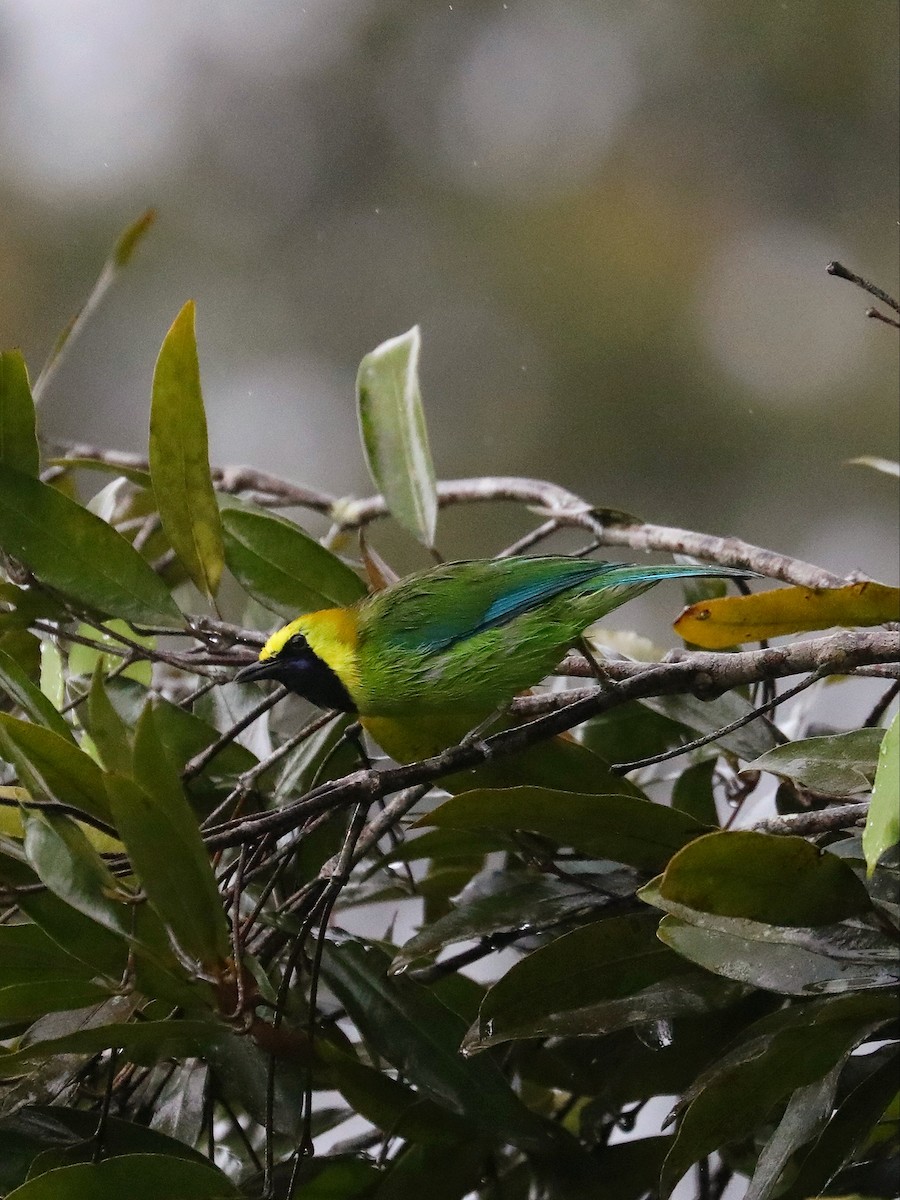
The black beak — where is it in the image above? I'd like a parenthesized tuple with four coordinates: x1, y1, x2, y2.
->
(234, 658, 281, 684)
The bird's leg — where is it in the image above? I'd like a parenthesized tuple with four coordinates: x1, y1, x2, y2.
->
(343, 720, 372, 769)
(459, 707, 508, 758)
(578, 636, 615, 691)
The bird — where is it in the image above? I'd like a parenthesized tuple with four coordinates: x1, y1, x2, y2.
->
(235, 555, 752, 764)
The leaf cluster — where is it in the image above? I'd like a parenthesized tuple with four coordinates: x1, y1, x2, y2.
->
(0, 220, 897, 1199)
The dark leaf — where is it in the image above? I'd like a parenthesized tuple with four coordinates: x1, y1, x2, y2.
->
(221, 499, 365, 616)
(0, 350, 39, 477)
(0, 466, 183, 626)
(419, 787, 711, 872)
(643, 830, 872, 925)
(748, 728, 885, 797)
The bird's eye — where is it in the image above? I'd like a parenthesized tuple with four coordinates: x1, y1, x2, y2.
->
(285, 633, 308, 656)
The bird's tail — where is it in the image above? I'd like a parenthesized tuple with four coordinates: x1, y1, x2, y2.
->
(592, 562, 755, 588)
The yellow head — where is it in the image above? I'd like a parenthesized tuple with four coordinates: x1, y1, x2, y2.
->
(236, 608, 362, 712)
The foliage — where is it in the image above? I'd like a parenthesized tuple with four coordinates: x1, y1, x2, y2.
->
(0, 224, 897, 1199)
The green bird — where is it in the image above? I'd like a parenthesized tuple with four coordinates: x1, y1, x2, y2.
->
(235, 555, 751, 762)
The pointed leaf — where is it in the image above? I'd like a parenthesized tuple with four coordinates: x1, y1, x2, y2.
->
(674, 582, 900, 649)
(0, 713, 112, 825)
(110, 709, 230, 966)
(0, 350, 39, 476)
(321, 938, 575, 1157)
(0, 466, 183, 626)
(0, 648, 73, 741)
(357, 325, 438, 546)
(863, 712, 900, 875)
(84, 664, 133, 773)
(466, 913, 736, 1051)
(220, 499, 365, 616)
(659, 993, 896, 1198)
(747, 728, 885, 797)
(418, 787, 711, 872)
(149, 301, 224, 598)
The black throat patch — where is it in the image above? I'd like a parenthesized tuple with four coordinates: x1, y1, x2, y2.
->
(271, 634, 357, 713)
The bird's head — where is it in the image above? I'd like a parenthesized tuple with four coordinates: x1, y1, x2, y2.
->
(234, 611, 359, 712)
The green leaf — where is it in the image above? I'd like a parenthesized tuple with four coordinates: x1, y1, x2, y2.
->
(672, 758, 718, 825)
(220, 499, 365, 616)
(321, 938, 576, 1158)
(744, 1063, 843, 1200)
(109, 708, 230, 967)
(418, 787, 711, 872)
(0, 1018, 219, 1079)
(659, 992, 897, 1198)
(644, 689, 779, 760)
(643, 831, 872, 926)
(466, 913, 740, 1051)
(84, 664, 133, 774)
(3, 1153, 240, 1199)
(0, 924, 112, 1019)
(655, 914, 899, 995)
(0, 466, 183, 627)
(748, 728, 885, 797)
(0, 713, 112, 825)
(357, 325, 438, 547)
(149, 301, 224, 599)
(147, 697, 257, 779)
(392, 869, 612, 973)
(863, 712, 899, 875)
(776, 1046, 900, 1200)
(0, 351, 39, 477)
(23, 809, 144, 945)
(0, 648, 73, 741)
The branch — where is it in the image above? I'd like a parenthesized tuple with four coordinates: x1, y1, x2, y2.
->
(49, 446, 855, 588)
(753, 801, 868, 837)
(204, 629, 898, 853)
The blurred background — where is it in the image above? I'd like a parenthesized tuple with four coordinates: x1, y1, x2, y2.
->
(0, 0, 897, 588)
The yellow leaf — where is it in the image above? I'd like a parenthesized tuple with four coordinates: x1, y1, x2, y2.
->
(673, 582, 900, 650)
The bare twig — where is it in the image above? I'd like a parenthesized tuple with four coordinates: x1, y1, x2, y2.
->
(753, 801, 868, 837)
(827, 260, 900, 314)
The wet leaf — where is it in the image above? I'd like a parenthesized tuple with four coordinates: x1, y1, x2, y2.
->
(467, 913, 743, 1051)
(418, 787, 711, 872)
(149, 301, 224, 599)
(357, 325, 438, 547)
(0, 713, 112, 825)
(0, 350, 39, 477)
(392, 870, 609, 973)
(0, 466, 183, 627)
(655, 914, 899, 995)
(321, 938, 575, 1158)
(863, 713, 899, 875)
(744, 1064, 843, 1200)
(674, 582, 900, 649)
(220, 499, 365, 616)
(643, 831, 872, 926)
(747, 728, 885, 797)
(659, 993, 897, 1198)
